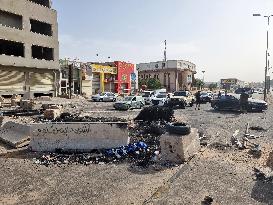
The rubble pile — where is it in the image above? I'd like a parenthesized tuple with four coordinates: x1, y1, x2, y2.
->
(135, 106, 174, 122)
(33, 141, 157, 167)
(34, 107, 176, 167)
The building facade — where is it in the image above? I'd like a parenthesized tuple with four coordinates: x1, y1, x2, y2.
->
(0, 0, 59, 97)
(137, 60, 196, 92)
(114, 61, 135, 94)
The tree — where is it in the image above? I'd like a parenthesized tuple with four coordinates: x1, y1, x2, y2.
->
(193, 78, 205, 89)
(139, 78, 161, 90)
(209, 83, 218, 91)
(147, 78, 161, 90)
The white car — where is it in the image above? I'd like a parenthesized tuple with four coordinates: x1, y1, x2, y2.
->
(142, 91, 154, 105)
(91, 92, 117, 102)
(151, 93, 168, 106)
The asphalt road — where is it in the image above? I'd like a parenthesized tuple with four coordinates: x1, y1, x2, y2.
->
(0, 96, 273, 205)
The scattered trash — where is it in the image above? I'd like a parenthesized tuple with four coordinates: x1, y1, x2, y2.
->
(201, 196, 214, 205)
(231, 130, 243, 149)
(33, 141, 159, 167)
(249, 126, 267, 132)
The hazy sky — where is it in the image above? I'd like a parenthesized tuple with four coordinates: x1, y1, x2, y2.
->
(53, 0, 273, 82)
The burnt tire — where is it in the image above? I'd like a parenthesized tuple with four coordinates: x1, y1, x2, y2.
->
(166, 122, 191, 135)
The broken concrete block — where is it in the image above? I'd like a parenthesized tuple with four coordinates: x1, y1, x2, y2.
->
(20, 99, 35, 110)
(0, 96, 4, 103)
(160, 128, 200, 163)
(44, 109, 61, 120)
(0, 121, 31, 148)
(11, 99, 19, 106)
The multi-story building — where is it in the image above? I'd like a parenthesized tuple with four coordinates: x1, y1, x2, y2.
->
(137, 60, 196, 92)
(87, 61, 136, 95)
(0, 0, 59, 97)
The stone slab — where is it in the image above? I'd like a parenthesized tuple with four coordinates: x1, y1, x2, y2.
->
(160, 128, 200, 163)
(29, 122, 129, 152)
(0, 122, 31, 148)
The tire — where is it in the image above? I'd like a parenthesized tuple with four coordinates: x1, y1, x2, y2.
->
(113, 98, 116, 102)
(99, 98, 103, 102)
(167, 123, 191, 135)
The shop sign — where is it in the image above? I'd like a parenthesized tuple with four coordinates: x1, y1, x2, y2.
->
(221, 79, 236, 84)
(91, 64, 117, 74)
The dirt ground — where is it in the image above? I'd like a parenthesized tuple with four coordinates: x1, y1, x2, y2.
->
(0, 95, 273, 205)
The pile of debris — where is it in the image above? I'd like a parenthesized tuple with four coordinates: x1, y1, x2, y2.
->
(34, 107, 175, 167)
(33, 141, 158, 167)
(231, 123, 262, 157)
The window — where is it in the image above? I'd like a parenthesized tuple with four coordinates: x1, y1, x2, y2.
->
(32, 45, 54, 61)
(0, 39, 24, 57)
(29, 0, 51, 8)
(30, 19, 52, 36)
(0, 10, 23, 30)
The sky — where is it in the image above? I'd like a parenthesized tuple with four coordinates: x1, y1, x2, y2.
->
(53, 0, 273, 82)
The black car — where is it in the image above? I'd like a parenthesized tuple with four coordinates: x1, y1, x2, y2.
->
(235, 88, 254, 95)
(200, 92, 212, 103)
(211, 94, 267, 112)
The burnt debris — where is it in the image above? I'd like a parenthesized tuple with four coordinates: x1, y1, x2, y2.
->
(135, 106, 174, 122)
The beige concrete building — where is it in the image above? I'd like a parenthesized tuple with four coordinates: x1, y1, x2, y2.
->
(0, 0, 59, 97)
(137, 60, 196, 92)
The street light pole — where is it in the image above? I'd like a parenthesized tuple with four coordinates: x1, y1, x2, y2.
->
(202, 70, 205, 82)
(253, 14, 273, 101)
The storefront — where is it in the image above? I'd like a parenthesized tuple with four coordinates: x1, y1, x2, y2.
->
(114, 61, 135, 94)
(91, 64, 117, 94)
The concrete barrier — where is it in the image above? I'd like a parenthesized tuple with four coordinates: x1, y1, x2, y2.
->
(29, 122, 129, 152)
(160, 128, 200, 163)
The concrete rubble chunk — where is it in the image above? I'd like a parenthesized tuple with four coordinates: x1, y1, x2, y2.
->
(160, 128, 200, 163)
(0, 121, 31, 148)
(20, 99, 35, 110)
(44, 109, 61, 120)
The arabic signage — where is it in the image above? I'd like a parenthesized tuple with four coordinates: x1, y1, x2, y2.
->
(91, 64, 117, 74)
(221, 79, 237, 84)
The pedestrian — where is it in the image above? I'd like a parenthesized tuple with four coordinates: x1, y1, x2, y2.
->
(218, 91, 222, 98)
(195, 90, 201, 110)
(240, 91, 249, 113)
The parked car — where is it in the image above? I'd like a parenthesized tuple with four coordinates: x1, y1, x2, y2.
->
(235, 87, 254, 96)
(142, 91, 154, 105)
(113, 96, 145, 110)
(200, 92, 212, 103)
(211, 93, 267, 112)
(91, 92, 117, 102)
(151, 93, 168, 106)
(168, 91, 195, 108)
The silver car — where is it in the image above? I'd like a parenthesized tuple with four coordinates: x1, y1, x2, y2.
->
(91, 92, 117, 102)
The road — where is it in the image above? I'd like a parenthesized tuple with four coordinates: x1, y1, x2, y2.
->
(0, 97, 273, 205)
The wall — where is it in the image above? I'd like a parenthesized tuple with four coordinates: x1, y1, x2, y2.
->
(0, 0, 59, 70)
(29, 122, 129, 152)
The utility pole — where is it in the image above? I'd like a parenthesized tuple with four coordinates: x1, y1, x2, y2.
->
(253, 14, 273, 101)
(68, 64, 73, 99)
(163, 40, 167, 65)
